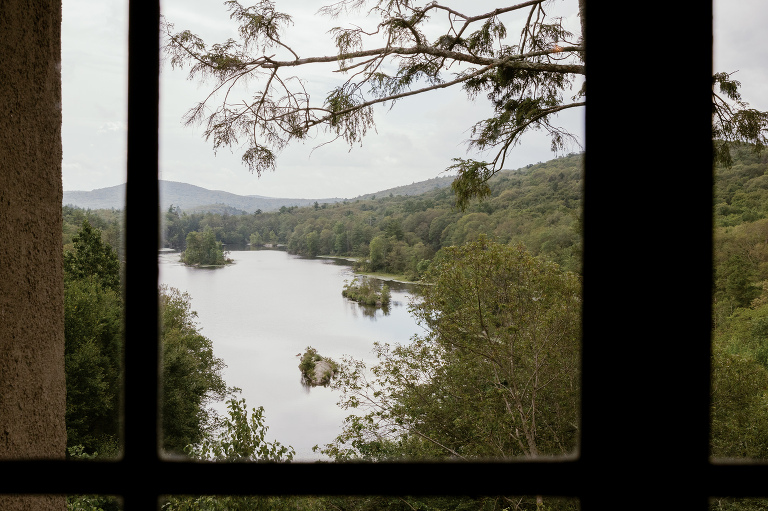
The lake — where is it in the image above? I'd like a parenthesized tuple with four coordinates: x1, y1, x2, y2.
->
(158, 248, 423, 460)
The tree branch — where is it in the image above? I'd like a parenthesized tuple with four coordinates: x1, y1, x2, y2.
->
(249, 44, 584, 74)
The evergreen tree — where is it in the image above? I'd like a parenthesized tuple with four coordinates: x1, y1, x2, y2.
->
(64, 219, 121, 292)
(63, 220, 123, 455)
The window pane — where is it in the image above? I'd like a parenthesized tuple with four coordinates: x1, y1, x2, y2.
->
(158, 0, 583, 461)
(61, 0, 128, 460)
(711, 0, 768, 461)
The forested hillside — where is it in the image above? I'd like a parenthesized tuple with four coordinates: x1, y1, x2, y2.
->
(711, 143, 768, 469)
(163, 153, 584, 277)
(61, 147, 768, 510)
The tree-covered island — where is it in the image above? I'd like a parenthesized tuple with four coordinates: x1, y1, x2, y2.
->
(342, 277, 391, 308)
(180, 226, 233, 267)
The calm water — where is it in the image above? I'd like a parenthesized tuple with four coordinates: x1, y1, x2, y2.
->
(158, 248, 422, 460)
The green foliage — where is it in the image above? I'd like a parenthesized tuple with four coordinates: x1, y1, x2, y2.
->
(163, 395, 295, 510)
(162, 0, 585, 207)
(713, 146, 768, 320)
(298, 346, 339, 387)
(62, 220, 231, 457)
(184, 396, 294, 462)
(164, 204, 195, 250)
(713, 72, 768, 168)
(163, 487, 576, 511)
(160, 285, 229, 454)
(66, 493, 118, 511)
(449, 158, 494, 211)
(321, 238, 581, 461)
(297, 346, 322, 376)
(63, 206, 123, 260)
(64, 219, 121, 292)
(65, 447, 120, 511)
(711, 145, 768, 463)
(64, 277, 123, 454)
(342, 277, 391, 308)
(711, 342, 768, 459)
(182, 226, 231, 266)
(63, 220, 123, 455)
(161, 153, 584, 277)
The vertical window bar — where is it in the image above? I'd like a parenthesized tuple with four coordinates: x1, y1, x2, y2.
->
(579, 2, 713, 510)
(124, 0, 160, 507)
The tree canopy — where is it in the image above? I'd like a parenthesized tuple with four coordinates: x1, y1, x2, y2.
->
(713, 72, 768, 167)
(64, 219, 121, 292)
(162, 0, 586, 208)
(163, 1, 766, 209)
(160, 285, 230, 454)
(63, 220, 123, 455)
(320, 238, 580, 461)
(182, 226, 231, 266)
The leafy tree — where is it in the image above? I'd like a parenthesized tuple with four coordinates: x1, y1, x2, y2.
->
(367, 233, 389, 271)
(711, 342, 768, 460)
(709, 499, 768, 511)
(322, 238, 580, 461)
(160, 285, 229, 454)
(342, 276, 391, 308)
(64, 219, 121, 292)
(61, 219, 232, 459)
(162, 0, 586, 208)
(63, 221, 123, 455)
(710, 302, 768, 461)
(713, 72, 768, 168)
(163, 2, 765, 209)
(164, 204, 189, 250)
(162, 396, 295, 510)
(184, 396, 294, 462)
(64, 276, 122, 455)
(182, 226, 229, 266)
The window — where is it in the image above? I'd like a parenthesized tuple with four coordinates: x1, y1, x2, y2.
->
(2, 1, 766, 509)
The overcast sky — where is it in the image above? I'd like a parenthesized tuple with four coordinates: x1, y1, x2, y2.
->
(61, 0, 767, 199)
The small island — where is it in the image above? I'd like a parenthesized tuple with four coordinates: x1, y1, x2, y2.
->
(180, 227, 233, 267)
(341, 277, 390, 308)
(298, 347, 338, 387)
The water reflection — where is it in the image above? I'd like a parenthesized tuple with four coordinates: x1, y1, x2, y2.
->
(158, 247, 422, 460)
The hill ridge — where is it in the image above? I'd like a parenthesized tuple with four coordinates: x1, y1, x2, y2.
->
(63, 177, 455, 213)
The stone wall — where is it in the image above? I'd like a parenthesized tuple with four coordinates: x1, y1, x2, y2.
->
(0, 0, 67, 509)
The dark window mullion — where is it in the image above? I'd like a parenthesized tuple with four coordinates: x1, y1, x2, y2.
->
(579, 3, 714, 510)
(123, 0, 161, 507)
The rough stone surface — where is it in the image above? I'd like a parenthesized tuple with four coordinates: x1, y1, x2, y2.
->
(0, 0, 67, 508)
(311, 359, 336, 386)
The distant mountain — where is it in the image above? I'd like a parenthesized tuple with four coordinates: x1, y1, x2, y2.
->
(63, 177, 456, 214)
(355, 175, 455, 199)
(62, 181, 345, 214)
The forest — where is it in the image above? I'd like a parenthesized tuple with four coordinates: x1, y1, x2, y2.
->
(161, 153, 584, 280)
(61, 146, 768, 510)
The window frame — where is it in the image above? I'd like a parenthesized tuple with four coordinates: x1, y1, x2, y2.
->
(3, 1, 768, 509)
